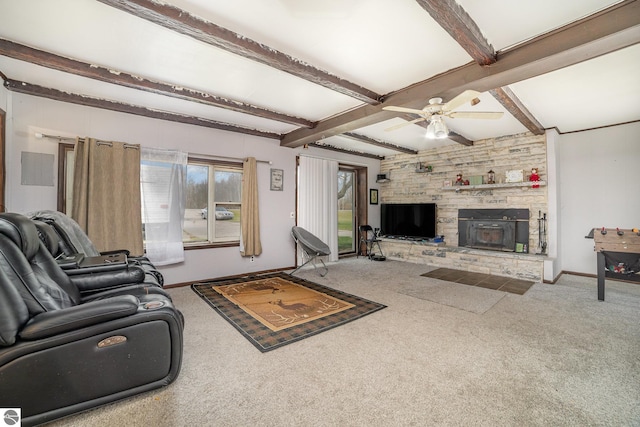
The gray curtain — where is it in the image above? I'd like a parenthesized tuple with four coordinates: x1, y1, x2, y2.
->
(71, 137, 144, 256)
(240, 157, 262, 256)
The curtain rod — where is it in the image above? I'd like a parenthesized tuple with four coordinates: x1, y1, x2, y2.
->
(297, 153, 370, 168)
(35, 133, 139, 149)
(190, 152, 272, 165)
(35, 133, 76, 142)
(36, 133, 271, 164)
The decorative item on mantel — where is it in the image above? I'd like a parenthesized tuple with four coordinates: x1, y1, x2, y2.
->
(529, 167, 540, 188)
(415, 163, 433, 173)
(454, 173, 469, 186)
(487, 169, 496, 184)
(468, 175, 483, 185)
(505, 169, 524, 183)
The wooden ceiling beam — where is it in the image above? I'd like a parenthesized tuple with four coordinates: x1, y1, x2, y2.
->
(3, 79, 280, 140)
(414, 0, 504, 145)
(447, 131, 473, 146)
(489, 87, 545, 135)
(308, 143, 385, 160)
(281, 0, 640, 148)
(96, 0, 381, 104)
(342, 132, 418, 155)
(0, 38, 314, 128)
(414, 0, 495, 65)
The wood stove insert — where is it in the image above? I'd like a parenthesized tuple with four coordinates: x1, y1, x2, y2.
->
(458, 209, 529, 252)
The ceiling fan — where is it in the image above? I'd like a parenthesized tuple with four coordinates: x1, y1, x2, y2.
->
(382, 90, 504, 139)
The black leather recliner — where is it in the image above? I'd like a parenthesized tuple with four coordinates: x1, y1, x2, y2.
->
(33, 218, 165, 297)
(29, 210, 164, 286)
(0, 213, 183, 426)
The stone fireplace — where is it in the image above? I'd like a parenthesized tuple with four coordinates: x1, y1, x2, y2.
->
(458, 209, 530, 253)
(377, 133, 547, 280)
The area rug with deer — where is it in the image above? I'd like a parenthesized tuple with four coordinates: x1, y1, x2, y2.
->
(192, 272, 386, 352)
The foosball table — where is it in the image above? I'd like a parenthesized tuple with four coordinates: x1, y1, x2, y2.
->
(590, 227, 640, 301)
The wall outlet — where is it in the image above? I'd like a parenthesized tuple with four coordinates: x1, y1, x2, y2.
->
(250, 256, 255, 262)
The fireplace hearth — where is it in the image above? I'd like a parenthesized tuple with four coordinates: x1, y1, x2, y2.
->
(458, 209, 529, 252)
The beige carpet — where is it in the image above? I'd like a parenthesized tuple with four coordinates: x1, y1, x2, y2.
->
(48, 258, 640, 426)
(396, 280, 506, 314)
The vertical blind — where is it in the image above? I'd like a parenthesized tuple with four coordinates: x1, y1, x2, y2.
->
(297, 156, 338, 262)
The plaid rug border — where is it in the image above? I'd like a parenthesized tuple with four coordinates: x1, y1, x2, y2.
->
(191, 272, 386, 352)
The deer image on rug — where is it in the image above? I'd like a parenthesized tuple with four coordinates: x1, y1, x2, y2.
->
(214, 276, 354, 331)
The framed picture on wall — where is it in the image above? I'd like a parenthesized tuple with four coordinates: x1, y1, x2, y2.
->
(270, 168, 284, 191)
(370, 188, 378, 205)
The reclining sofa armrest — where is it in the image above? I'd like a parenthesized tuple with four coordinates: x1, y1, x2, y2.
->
(101, 249, 131, 256)
(56, 253, 85, 269)
(67, 266, 146, 292)
(64, 260, 133, 276)
(19, 294, 140, 340)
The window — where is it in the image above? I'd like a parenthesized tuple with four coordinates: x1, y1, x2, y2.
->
(183, 159, 242, 246)
(58, 149, 242, 249)
(338, 168, 356, 254)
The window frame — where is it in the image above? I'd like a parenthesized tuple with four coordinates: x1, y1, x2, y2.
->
(183, 157, 243, 250)
(57, 148, 243, 250)
(0, 109, 5, 212)
(57, 143, 75, 213)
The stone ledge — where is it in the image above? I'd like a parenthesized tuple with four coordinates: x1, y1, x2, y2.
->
(379, 239, 545, 281)
(441, 181, 547, 191)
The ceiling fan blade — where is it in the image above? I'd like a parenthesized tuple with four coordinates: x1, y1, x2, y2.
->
(382, 105, 426, 115)
(448, 111, 504, 119)
(442, 89, 481, 112)
(384, 117, 426, 131)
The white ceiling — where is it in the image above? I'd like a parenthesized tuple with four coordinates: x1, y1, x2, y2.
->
(0, 0, 638, 157)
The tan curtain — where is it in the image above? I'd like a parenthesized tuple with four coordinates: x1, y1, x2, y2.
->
(240, 157, 262, 256)
(71, 137, 144, 256)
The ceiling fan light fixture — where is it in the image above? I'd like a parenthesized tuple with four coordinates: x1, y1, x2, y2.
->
(434, 119, 448, 139)
(426, 116, 448, 139)
(426, 122, 436, 139)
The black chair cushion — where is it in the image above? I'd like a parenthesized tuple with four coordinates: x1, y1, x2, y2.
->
(0, 268, 30, 346)
(0, 212, 41, 260)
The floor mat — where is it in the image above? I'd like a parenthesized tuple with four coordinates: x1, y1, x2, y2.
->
(421, 268, 535, 295)
(192, 272, 386, 352)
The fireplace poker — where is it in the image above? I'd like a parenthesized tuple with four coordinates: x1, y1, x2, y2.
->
(538, 211, 547, 255)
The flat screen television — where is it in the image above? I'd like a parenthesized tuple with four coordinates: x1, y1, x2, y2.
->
(381, 203, 437, 239)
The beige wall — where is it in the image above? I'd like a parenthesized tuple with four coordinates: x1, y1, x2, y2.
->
(4, 93, 380, 284)
(0, 85, 7, 111)
(558, 121, 640, 275)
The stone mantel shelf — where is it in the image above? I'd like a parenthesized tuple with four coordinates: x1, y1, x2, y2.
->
(441, 181, 547, 191)
(379, 238, 549, 260)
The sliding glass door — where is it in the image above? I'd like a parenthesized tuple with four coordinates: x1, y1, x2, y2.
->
(296, 157, 366, 259)
(338, 168, 356, 254)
